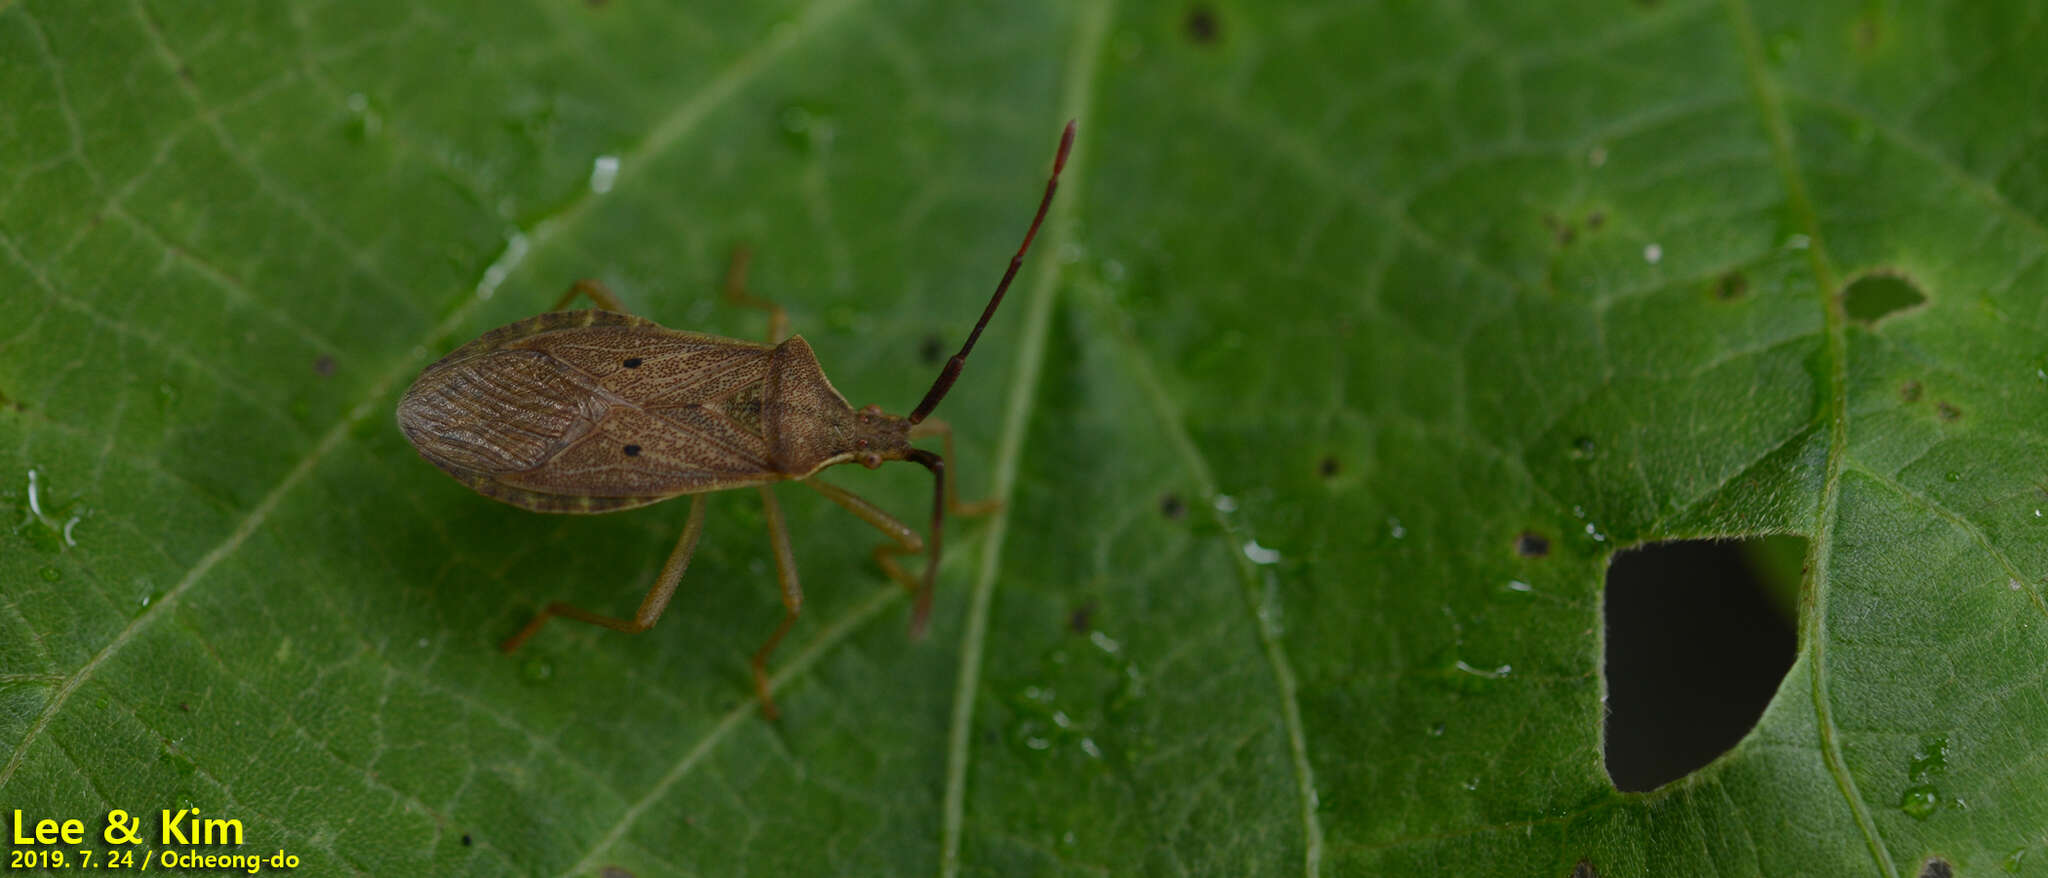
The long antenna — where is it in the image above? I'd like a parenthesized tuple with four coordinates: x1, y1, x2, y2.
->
(907, 120, 1076, 424)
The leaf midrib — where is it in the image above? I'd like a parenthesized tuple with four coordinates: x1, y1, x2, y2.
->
(1721, 0, 1890, 875)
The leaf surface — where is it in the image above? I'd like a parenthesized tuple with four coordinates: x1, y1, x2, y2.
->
(4, 1, 2046, 876)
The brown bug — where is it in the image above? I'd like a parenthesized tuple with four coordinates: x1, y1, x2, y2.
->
(397, 122, 1075, 717)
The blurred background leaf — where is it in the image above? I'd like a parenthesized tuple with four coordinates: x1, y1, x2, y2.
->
(5, 1, 2047, 875)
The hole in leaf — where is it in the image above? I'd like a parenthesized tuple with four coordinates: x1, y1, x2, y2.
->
(1570, 860, 1600, 878)
(1604, 536, 1802, 791)
(1159, 493, 1186, 520)
(1515, 531, 1550, 558)
(1317, 455, 1340, 478)
(1841, 272, 1926, 323)
(1917, 857, 1953, 878)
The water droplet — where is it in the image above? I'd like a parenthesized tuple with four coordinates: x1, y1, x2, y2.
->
(1946, 471, 1963, 482)
(1242, 539, 1280, 565)
(343, 92, 381, 141)
(476, 231, 530, 301)
(1568, 436, 1597, 461)
(1100, 258, 1127, 284)
(1783, 233, 1811, 250)
(1505, 580, 1534, 593)
(1587, 145, 1608, 167)
(1079, 737, 1103, 759)
(1908, 735, 1950, 781)
(1463, 777, 1480, 791)
(1025, 736, 1051, 751)
(1212, 494, 1237, 513)
(587, 154, 620, 194)
(1428, 722, 1446, 737)
(1453, 660, 1511, 678)
(1387, 517, 1406, 539)
(2012, 579, 2024, 591)
(39, 566, 60, 582)
(2004, 847, 2027, 873)
(1642, 243, 1663, 264)
(1088, 631, 1120, 654)
(777, 102, 837, 153)
(521, 657, 554, 683)
(1898, 784, 1938, 819)
(1584, 522, 1607, 542)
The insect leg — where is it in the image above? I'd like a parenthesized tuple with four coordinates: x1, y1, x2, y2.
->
(721, 245, 790, 343)
(498, 495, 706, 652)
(551, 279, 633, 313)
(908, 418, 1001, 518)
(751, 485, 803, 720)
(803, 477, 924, 591)
(802, 478, 948, 639)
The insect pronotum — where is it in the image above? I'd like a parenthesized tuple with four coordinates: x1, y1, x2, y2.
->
(397, 121, 1076, 718)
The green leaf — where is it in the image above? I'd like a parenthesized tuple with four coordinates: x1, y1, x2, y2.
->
(4, 1, 2046, 876)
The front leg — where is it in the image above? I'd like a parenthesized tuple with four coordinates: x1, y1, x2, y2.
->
(802, 478, 941, 637)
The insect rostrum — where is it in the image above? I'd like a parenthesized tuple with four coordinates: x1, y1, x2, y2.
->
(395, 122, 1076, 718)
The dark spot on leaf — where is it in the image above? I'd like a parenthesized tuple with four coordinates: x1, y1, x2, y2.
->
(623, 444, 642, 456)
(1185, 4, 1220, 44)
(1842, 271, 1927, 323)
(177, 65, 194, 82)
(919, 334, 944, 366)
(1900, 380, 1922, 403)
(1571, 860, 1600, 878)
(1516, 531, 1550, 558)
(460, 834, 472, 847)
(177, 702, 190, 712)
(600, 868, 634, 878)
(1069, 601, 1096, 633)
(312, 354, 337, 377)
(1584, 211, 1606, 230)
(1605, 537, 1800, 791)
(1712, 271, 1747, 301)
(1917, 857, 1952, 878)
(1159, 493, 1186, 520)
(1542, 214, 1575, 246)
(1936, 401, 1961, 421)
(1317, 456, 1340, 478)
(622, 357, 643, 368)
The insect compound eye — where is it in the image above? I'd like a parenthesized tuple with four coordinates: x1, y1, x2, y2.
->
(623, 444, 642, 456)
(622, 357, 643, 368)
